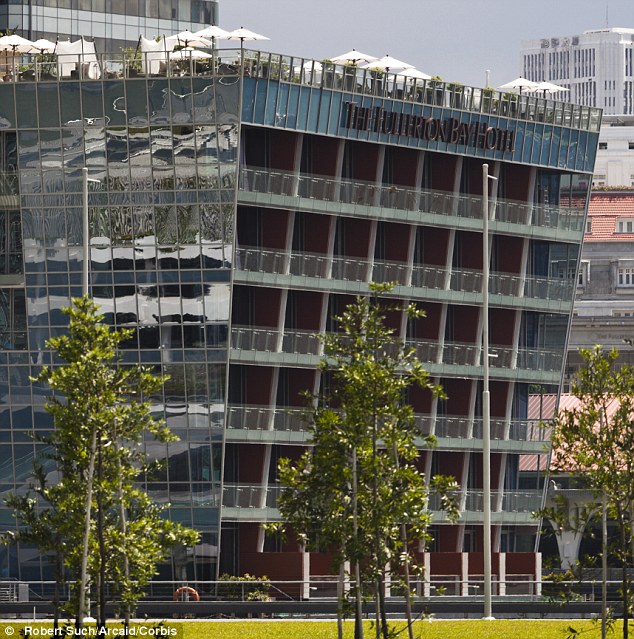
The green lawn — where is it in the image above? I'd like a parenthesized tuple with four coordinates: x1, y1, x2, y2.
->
(0, 620, 613, 639)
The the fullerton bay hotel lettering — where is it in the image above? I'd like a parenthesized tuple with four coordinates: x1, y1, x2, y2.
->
(343, 102, 516, 153)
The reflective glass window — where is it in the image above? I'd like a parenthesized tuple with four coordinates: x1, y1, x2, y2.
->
(15, 84, 38, 128)
(37, 82, 59, 127)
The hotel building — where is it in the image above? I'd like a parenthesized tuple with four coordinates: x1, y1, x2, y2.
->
(0, 51, 600, 590)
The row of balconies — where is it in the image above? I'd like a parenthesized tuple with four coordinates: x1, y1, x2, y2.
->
(224, 404, 551, 444)
(236, 246, 575, 305)
(239, 167, 585, 235)
(221, 483, 543, 518)
(230, 326, 564, 374)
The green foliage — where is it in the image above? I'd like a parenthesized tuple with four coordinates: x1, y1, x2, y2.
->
(271, 282, 459, 639)
(5, 296, 198, 624)
(548, 346, 634, 639)
(216, 573, 271, 601)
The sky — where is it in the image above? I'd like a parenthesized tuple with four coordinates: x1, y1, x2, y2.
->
(218, 0, 634, 88)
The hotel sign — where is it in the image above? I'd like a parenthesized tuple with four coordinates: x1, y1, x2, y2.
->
(343, 102, 516, 153)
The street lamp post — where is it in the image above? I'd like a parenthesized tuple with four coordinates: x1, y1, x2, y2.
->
(482, 164, 497, 620)
(77, 167, 100, 628)
(81, 167, 100, 296)
(82, 167, 89, 296)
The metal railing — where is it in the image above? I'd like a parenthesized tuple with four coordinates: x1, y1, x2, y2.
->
(224, 405, 552, 444)
(235, 246, 576, 303)
(223, 483, 543, 515)
(0, 576, 546, 605)
(230, 325, 564, 373)
(428, 489, 543, 513)
(239, 166, 587, 234)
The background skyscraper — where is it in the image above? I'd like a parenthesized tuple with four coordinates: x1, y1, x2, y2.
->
(521, 27, 634, 115)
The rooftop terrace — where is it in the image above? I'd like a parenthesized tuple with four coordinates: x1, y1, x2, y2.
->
(0, 48, 602, 132)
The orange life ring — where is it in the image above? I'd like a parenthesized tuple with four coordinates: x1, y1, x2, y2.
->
(173, 586, 200, 602)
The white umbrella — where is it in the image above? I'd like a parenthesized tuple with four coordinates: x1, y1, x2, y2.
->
(362, 54, 414, 73)
(27, 38, 57, 54)
(330, 49, 377, 65)
(0, 34, 34, 53)
(525, 81, 570, 96)
(226, 27, 270, 43)
(499, 76, 539, 92)
(169, 47, 212, 60)
(194, 25, 229, 50)
(194, 25, 230, 40)
(398, 67, 432, 81)
(165, 30, 213, 48)
(226, 27, 269, 69)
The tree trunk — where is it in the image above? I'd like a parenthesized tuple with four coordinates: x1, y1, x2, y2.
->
(115, 437, 131, 632)
(352, 448, 364, 639)
(620, 508, 629, 639)
(77, 424, 98, 630)
(53, 541, 63, 634)
(374, 580, 380, 639)
(401, 524, 414, 639)
(97, 443, 106, 631)
(337, 560, 344, 639)
(391, 439, 414, 639)
(378, 572, 389, 639)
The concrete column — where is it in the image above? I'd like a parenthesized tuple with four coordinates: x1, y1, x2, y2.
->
(499, 552, 506, 596)
(461, 552, 469, 596)
(302, 550, 310, 600)
(423, 552, 431, 597)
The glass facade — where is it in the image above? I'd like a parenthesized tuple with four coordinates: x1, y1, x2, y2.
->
(0, 73, 237, 581)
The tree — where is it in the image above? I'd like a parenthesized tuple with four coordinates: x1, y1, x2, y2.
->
(6, 296, 198, 630)
(548, 346, 634, 639)
(272, 283, 459, 639)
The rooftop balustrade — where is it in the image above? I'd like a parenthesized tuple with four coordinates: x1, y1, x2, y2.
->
(1, 48, 600, 132)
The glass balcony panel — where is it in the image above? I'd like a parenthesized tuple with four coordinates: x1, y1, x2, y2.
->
(406, 340, 439, 363)
(489, 346, 513, 369)
(435, 416, 470, 438)
(489, 273, 518, 296)
(331, 256, 368, 282)
(410, 265, 445, 289)
(450, 269, 481, 294)
(289, 253, 329, 278)
(282, 329, 321, 356)
(222, 484, 280, 509)
(373, 260, 408, 285)
(516, 347, 563, 372)
(226, 405, 307, 432)
(442, 343, 478, 366)
(428, 490, 542, 513)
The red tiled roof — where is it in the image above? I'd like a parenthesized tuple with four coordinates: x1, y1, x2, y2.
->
(585, 192, 634, 241)
(521, 393, 626, 472)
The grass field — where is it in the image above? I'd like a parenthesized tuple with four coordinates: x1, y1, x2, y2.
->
(0, 619, 614, 639)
